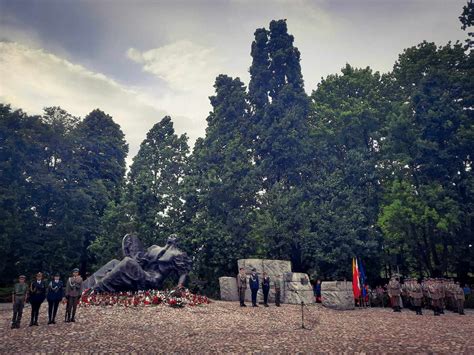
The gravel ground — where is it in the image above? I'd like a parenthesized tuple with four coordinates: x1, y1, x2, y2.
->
(1, 301, 473, 353)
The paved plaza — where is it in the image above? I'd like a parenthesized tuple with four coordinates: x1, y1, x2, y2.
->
(1, 301, 473, 353)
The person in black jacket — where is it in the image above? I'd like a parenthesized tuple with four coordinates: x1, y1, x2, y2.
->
(249, 268, 259, 307)
(47, 273, 64, 324)
(262, 272, 270, 307)
(29, 272, 47, 326)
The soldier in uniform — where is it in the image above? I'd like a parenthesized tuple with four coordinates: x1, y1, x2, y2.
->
(454, 282, 465, 315)
(388, 276, 402, 312)
(65, 268, 83, 322)
(274, 278, 281, 307)
(47, 273, 64, 324)
(29, 272, 47, 326)
(249, 268, 259, 307)
(439, 278, 446, 314)
(11, 275, 28, 329)
(236, 267, 247, 307)
(427, 279, 442, 316)
(261, 272, 270, 307)
(409, 278, 424, 315)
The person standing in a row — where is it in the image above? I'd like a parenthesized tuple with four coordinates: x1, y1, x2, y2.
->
(11, 275, 28, 329)
(29, 272, 47, 326)
(249, 268, 259, 307)
(65, 268, 83, 322)
(47, 273, 64, 324)
(236, 267, 247, 307)
(262, 272, 270, 307)
(387, 276, 402, 312)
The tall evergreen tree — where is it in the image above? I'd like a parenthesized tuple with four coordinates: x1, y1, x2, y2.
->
(182, 75, 256, 294)
(307, 65, 388, 278)
(90, 116, 189, 265)
(74, 109, 128, 272)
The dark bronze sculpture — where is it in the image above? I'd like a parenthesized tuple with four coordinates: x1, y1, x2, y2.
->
(92, 233, 192, 292)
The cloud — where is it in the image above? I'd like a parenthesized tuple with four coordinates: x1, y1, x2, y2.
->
(127, 40, 235, 134)
(127, 40, 224, 92)
(0, 41, 203, 166)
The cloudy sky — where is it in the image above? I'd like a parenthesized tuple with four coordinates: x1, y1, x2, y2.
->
(0, 0, 467, 164)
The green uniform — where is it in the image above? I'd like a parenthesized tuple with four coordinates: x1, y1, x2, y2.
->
(11, 283, 28, 328)
(236, 273, 247, 307)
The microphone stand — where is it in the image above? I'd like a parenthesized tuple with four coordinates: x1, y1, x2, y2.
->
(289, 288, 310, 330)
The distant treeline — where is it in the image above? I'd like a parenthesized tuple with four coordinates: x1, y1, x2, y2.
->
(1, 5, 473, 294)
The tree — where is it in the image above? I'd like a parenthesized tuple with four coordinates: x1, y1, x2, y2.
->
(249, 19, 311, 188)
(127, 116, 189, 246)
(378, 42, 474, 277)
(90, 116, 189, 266)
(73, 109, 128, 273)
(460, 0, 474, 49)
(182, 75, 256, 294)
(305, 65, 386, 278)
(247, 20, 312, 271)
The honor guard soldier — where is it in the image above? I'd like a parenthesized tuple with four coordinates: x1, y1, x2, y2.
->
(11, 275, 28, 329)
(388, 276, 402, 312)
(65, 268, 83, 322)
(454, 282, 465, 315)
(249, 268, 259, 307)
(236, 267, 247, 307)
(274, 278, 281, 307)
(262, 272, 270, 307)
(427, 279, 442, 316)
(409, 279, 423, 315)
(29, 272, 47, 326)
(47, 273, 64, 324)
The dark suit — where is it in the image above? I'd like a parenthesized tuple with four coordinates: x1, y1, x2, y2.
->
(262, 276, 270, 306)
(29, 280, 47, 325)
(249, 273, 259, 306)
(47, 280, 64, 323)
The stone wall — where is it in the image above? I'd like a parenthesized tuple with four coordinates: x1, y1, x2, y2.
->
(321, 281, 354, 310)
(220, 259, 313, 304)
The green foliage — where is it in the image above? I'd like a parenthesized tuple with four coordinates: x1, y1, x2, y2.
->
(0, 105, 127, 284)
(89, 116, 189, 267)
(379, 41, 474, 277)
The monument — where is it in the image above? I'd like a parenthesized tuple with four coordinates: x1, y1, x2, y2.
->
(88, 233, 192, 292)
(219, 258, 314, 304)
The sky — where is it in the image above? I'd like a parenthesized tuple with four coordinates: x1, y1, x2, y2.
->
(0, 0, 468, 165)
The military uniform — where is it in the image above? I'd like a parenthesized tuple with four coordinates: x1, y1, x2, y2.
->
(427, 280, 442, 316)
(65, 269, 83, 322)
(408, 279, 423, 315)
(454, 282, 465, 315)
(388, 277, 402, 312)
(236, 270, 247, 307)
(47, 275, 64, 324)
(274, 279, 281, 307)
(249, 269, 259, 307)
(29, 274, 47, 326)
(262, 274, 270, 307)
(11, 276, 28, 329)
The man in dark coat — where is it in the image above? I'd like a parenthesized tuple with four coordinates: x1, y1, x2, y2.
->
(262, 272, 270, 307)
(29, 272, 47, 326)
(11, 275, 28, 329)
(47, 273, 64, 324)
(249, 268, 259, 307)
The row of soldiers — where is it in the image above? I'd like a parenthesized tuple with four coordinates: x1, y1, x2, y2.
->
(11, 269, 83, 329)
(387, 276, 465, 316)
